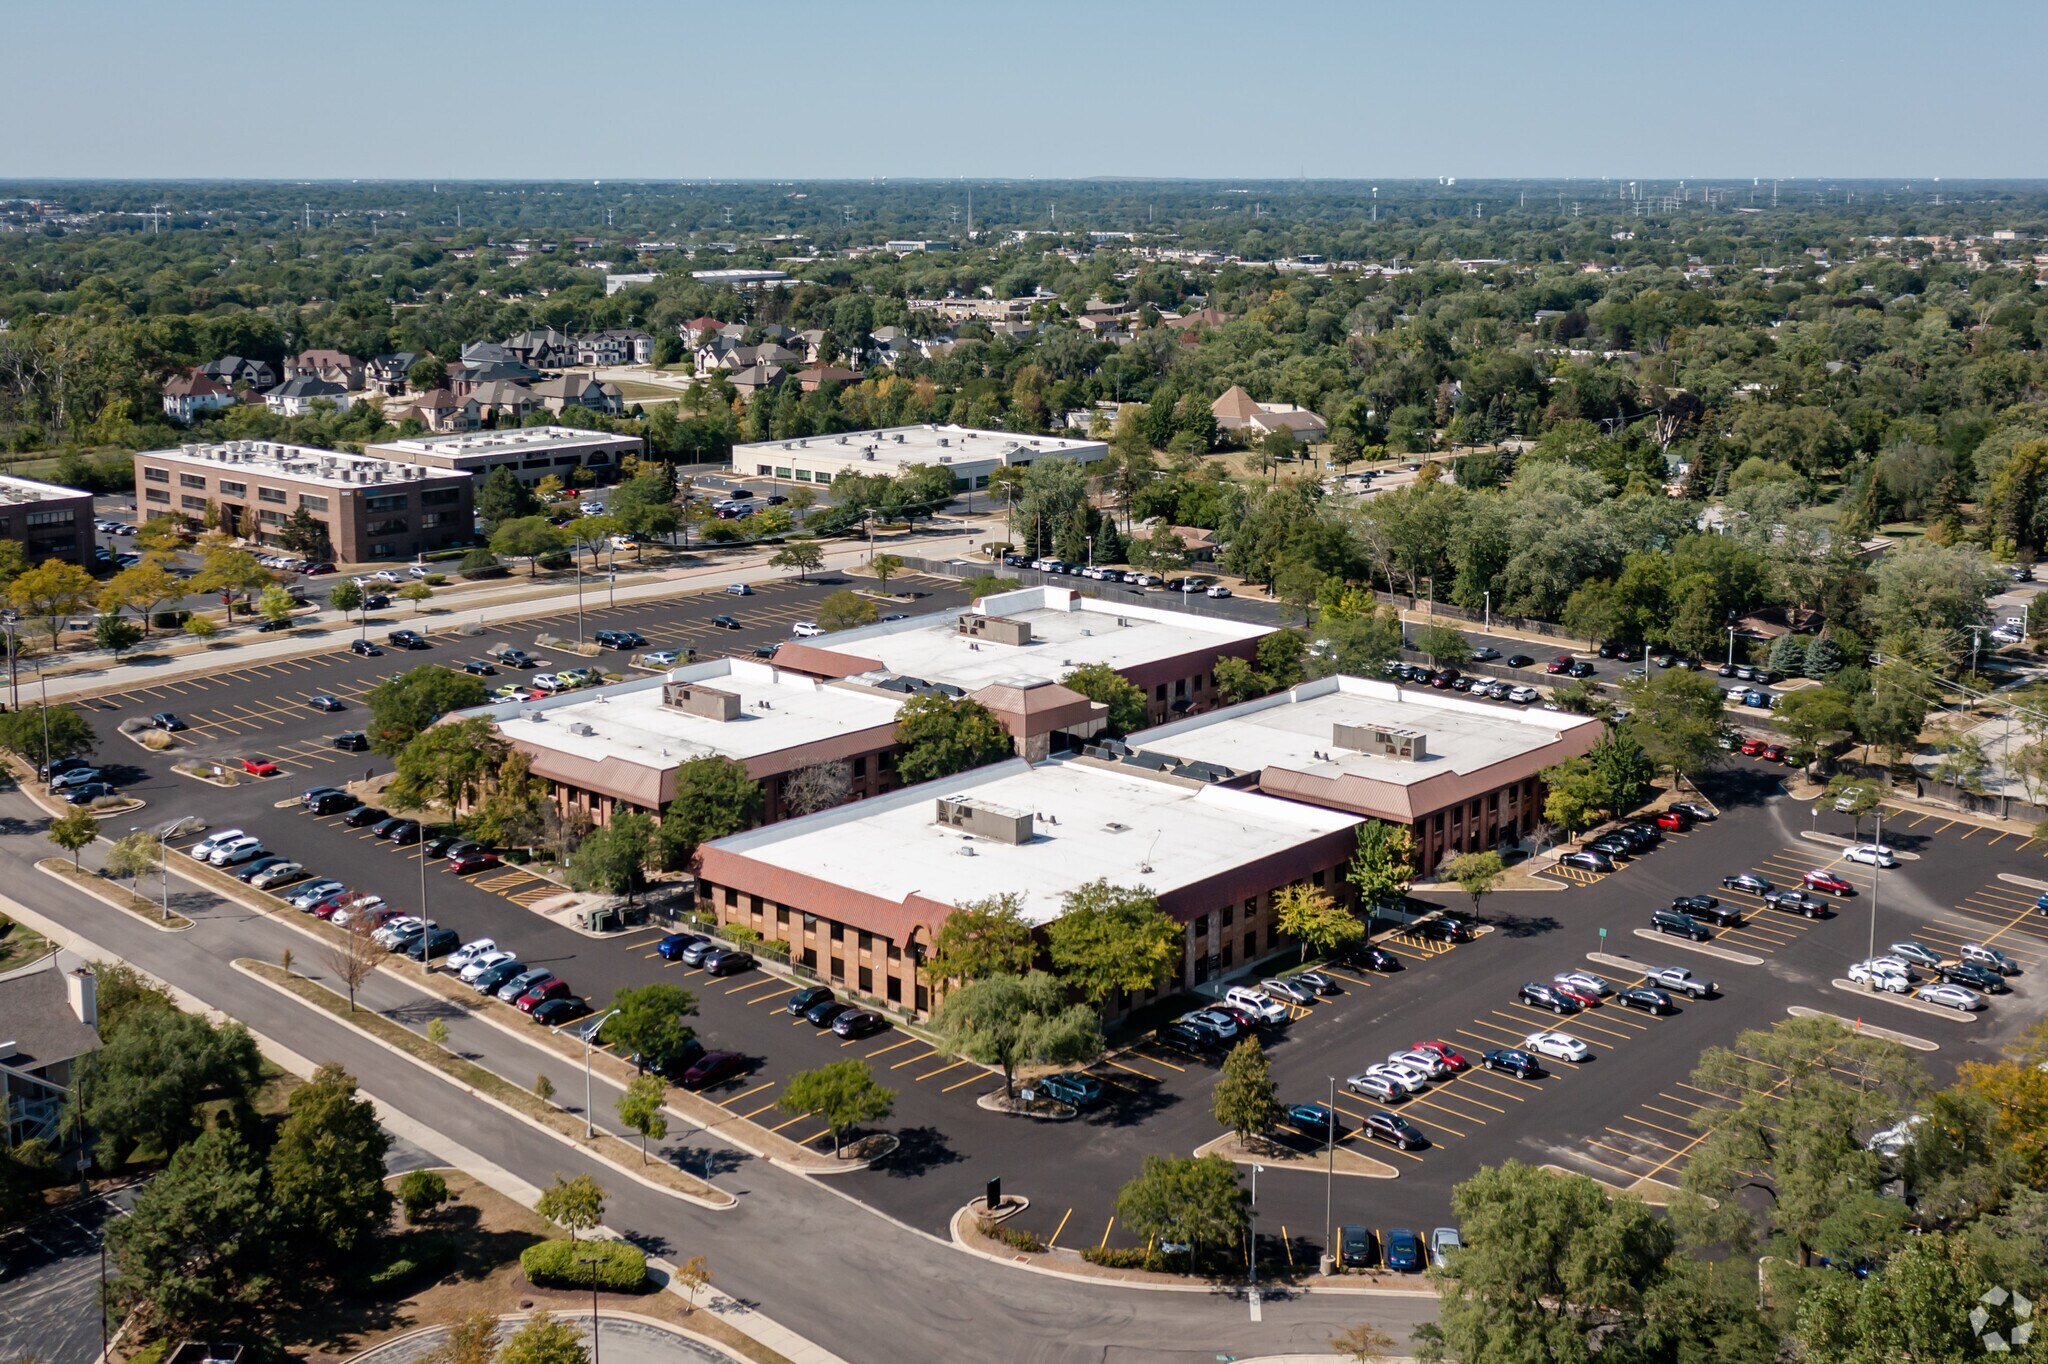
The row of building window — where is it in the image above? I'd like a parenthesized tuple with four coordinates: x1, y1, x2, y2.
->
(23, 508, 73, 527)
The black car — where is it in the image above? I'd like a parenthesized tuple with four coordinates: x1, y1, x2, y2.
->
(62, 782, 116, 804)
(344, 805, 387, 828)
(805, 999, 851, 1028)
(1939, 961, 2008, 993)
(405, 926, 459, 960)
(530, 997, 592, 1027)
(1353, 944, 1401, 972)
(710, 614, 741, 630)
(1652, 908, 1711, 941)
(1362, 1112, 1427, 1150)
(1763, 888, 1825, 918)
(37, 756, 91, 782)
(1415, 916, 1472, 943)
(497, 648, 536, 668)
(832, 1009, 886, 1039)
(1675, 895, 1741, 926)
(787, 986, 835, 1016)
(308, 694, 344, 712)
(1587, 838, 1633, 861)
(305, 788, 358, 815)
(387, 630, 427, 649)
(333, 731, 369, 752)
(462, 660, 497, 676)
(1505, 654, 1535, 668)
(657, 932, 707, 962)
(1722, 872, 1772, 895)
(1338, 1224, 1379, 1270)
(1616, 823, 1661, 846)
(1617, 985, 1674, 1014)
(1671, 894, 1720, 915)
(594, 630, 634, 650)
(361, 593, 391, 610)
(423, 834, 465, 859)
(1157, 1021, 1217, 1054)
(349, 639, 382, 657)
(1482, 1048, 1541, 1078)
(1671, 800, 1716, 822)
(1520, 981, 1578, 1014)
(369, 816, 408, 839)
(380, 819, 423, 845)
(470, 960, 526, 995)
(148, 712, 187, 731)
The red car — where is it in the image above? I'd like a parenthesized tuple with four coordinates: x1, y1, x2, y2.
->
(241, 755, 279, 776)
(681, 1049, 746, 1090)
(447, 848, 501, 874)
(1552, 981, 1601, 1009)
(1545, 657, 1571, 674)
(516, 978, 570, 1012)
(1739, 737, 1766, 757)
(1803, 869, 1854, 897)
(1413, 1040, 1468, 1072)
(1654, 810, 1691, 832)
(1762, 744, 1788, 763)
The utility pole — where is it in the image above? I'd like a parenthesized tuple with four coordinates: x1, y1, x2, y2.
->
(1322, 1078, 1336, 1274)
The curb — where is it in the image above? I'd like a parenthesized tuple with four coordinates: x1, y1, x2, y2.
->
(1626, 931, 1765, 966)
(35, 861, 190, 932)
(1826, 978, 1980, 1022)
(1785, 1006, 1940, 1051)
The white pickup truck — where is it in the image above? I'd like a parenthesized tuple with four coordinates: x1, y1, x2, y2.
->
(1643, 965, 1716, 999)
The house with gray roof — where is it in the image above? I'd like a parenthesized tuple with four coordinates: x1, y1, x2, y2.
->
(0, 956, 100, 1149)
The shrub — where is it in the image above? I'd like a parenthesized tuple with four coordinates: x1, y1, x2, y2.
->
(975, 1217, 1047, 1253)
(351, 1232, 457, 1295)
(536, 551, 572, 571)
(128, 1343, 171, 1364)
(519, 1237, 647, 1291)
(722, 924, 763, 945)
(152, 610, 190, 630)
(424, 574, 448, 587)
(458, 548, 506, 580)
(1081, 1245, 1173, 1271)
(396, 1169, 450, 1223)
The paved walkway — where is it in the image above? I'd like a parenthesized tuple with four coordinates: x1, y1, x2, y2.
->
(350, 1313, 738, 1364)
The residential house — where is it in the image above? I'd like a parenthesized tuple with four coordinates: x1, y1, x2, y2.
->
(574, 329, 653, 366)
(728, 362, 786, 397)
(408, 388, 481, 433)
(466, 380, 540, 423)
(1210, 384, 1326, 439)
(453, 358, 541, 394)
(162, 372, 235, 423)
(460, 340, 521, 368)
(1164, 307, 1228, 330)
(532, 371, 624, 416)
(795, 328, 831, 363)
(264, 376, 352, 417)
(363, 351, 423, 397)
(0, 958, 100, 1150)
(284, 349, 363, 390)
(795, 365, 861, 393)
(692, 334, 745, 372)
(199, 355, 276, 390)
(502, 327, 576, 370)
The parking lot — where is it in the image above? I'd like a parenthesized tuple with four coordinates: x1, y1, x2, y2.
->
(67, 580, 2048, 1272)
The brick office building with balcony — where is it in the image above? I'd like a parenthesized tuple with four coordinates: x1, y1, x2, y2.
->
(133, 441, 474, 563)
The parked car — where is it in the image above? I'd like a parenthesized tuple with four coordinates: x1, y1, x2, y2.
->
(332, 731, 369, 752)
(804, 998, 850, 1028)
(307, 694, 344, 712)
(1560, 850, 1612, 873)
(681, 1050, 747, 1089)
(288, 879, 346, 910)
(831, 1010, 887, 1040)
(1345, 1072, 1401, 1103)
(461, 660, 497, 676)
(1412, 1040, 1468, 1071)
(656, 932, 707, 962)
(1352, 944, 1401, 972)
(1654, 810, 1691, 832)
(1722, 872, 1773, 895)
(1889, 941, 1947, 971)
(1916, 983, 1985, 1012)
(517, 978, 571, 1012)
(147, 712, 187, 731)
(446, 846, 499, 873)
(1671, 800, 1716, 822)
(470, 960, 527, 995)
(1482, 1048, 1542, 1078)
(387, 630, 427, 649)
(702, 948, 754, 976)
(1504, 654, 1534, 668)
(496, 968, 555, 1003)
(458, 951, 517, 983)
(1224, 985, 1288, 1024)
(1764, 888, 1826, 918)
(62, 782, 116, 804)
(239, 755, 279, 777)
(1430, 1227, 1463, 1270)
(38, 757, 91, 782)
(1385, 1228, 1424, 1273)
(1651, 908, 1711, 941)
(1338, 1224, 1379, 1270)
(710, 614, 741, 630)
(1960, 943, 2021, 975)
(1617, 985, 1675, 1014)
(1522, 1031, 1591, 1063)
(1415, 916, 1472, 943)
(1520, 981, 1579, 1014)
(1803, 869, 1855, 897)
(50, 767, 103, 791)
(1643, 966, 1715, 998)
(1361, 1112, 1427, 1150)
(530, 997, 591, 1027)
(1261, 977, 1317, 1006)
(406, 926, 460, 961)
(790, 622, 823, 638)
(208, 835, 265, 867)
(1848, 960, 1913, 993)
(1939, 961, 2009, 994)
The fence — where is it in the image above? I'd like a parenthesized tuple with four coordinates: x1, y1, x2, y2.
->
(1372, 590, 1587, 645)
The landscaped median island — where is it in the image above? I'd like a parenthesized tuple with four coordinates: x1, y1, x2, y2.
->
(1195, 1132, 1398, 1179)
(40, 856, 193, 928)
(236, 959, 735, 1208)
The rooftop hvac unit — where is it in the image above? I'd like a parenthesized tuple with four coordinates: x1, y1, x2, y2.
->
(569, 722, 597, 736)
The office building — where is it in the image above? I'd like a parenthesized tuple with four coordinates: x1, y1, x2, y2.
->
(733, 424, 1107, 492)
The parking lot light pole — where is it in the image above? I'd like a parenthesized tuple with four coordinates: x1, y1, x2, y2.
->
(1249, 1162, 1262, 1300)
(1867, 813, 1882, 975)
(418, 831, 432, 974)
(1323, 1078, 1336, 1270)
(583, 1008, 621, 1139)
(1725, 625, 1737, 667)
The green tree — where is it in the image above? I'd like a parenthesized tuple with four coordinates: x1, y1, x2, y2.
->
(1445, 850, 1504, 919)
(98, 559, 181, 636)
(1271, 882, 1364, 959)
(92, 612, 142, 656)
(1213, 1037, 1280, 1149)
(268, 1062, 392, 1260)
(770, 541, 826, 581)
(277, 505, 333, 560)
(105, 830, 163, 895)
(893, 692, 1015, 784)
(1588, 729, 1655, 814)
(1213, 655, 1266, 705)
(390, 715, 507, 814)
(1060, 662, 1147, 735)
(0, 700, 95, 765)
(396, 1169, 450, 1224)
(931, 971, 1103, 1100)
(257, 583, 296, 626)
(46, 807, 100, 865)
(1619, 672, 1724, 787)
(491, 516, 571, 575)
(476, 466, 539, 531)
(1414, 1161, 1674, 1364)
(868, 552, 904, 588)
(8, 559, 96, 649)
(1791, 1233, 2000, 1364)
(400, 580, 434, 612)
(1044, 880, 1182, 1007)
(1346, 820, 1417, 912)
(775, 1060, 896, 1157)
(816, 589, 878, 631)
(1542, 756, 1605, 837)
(1413, 622, 1469, 665)
(655, 754, 762, 868)
(496, 1310, 589, 1364)
(106, 1128, 275, 1329)
(566, 810, 656, 902)
(73, 1006, 262, 1167)
(1777, 688, 1856, 767)
(600, 982, 698, 1074)
(534, 1173, 607, 1242)
(327, 578, 364, 618)
(191, 542, 269, 620)
(1113, 1153, 1248, 1273)
(364, 665, 488, 756)
(407, 356, 448, 392)
(182, 613, 217, 641)
(929, 893, 1038, 982)
(617, 1074, 670, 1164)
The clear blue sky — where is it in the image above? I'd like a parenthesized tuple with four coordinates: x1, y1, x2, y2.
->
(7, 1, 2040, 180)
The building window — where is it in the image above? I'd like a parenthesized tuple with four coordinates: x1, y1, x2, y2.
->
(829, 922, 844, 942)
(144, 489, 169, 505)
(143, 467, 169, 484)
(421, 488, 460, 506)
(180, 495, 208, 511)
(795, 470, 813, 482)
(775, 467, 792, 479)
(858, 965, 872, 992)
(1155, 684, 1167, 701)
(179, 473, 206, 489)
(371, 543, 400, 558)
(24, 508, 73, 526)
(298, 494, 329, 512)
(1244, 931, 1257, 956)
(1221, 904, 1234, 927)
(521, 456, 552, 469)
(364, 493, 410, 512)
(1244, 897, 1257, 916)
(858, 931, 871, 953)
(852, 755, 866, 778)
(367, 518, 409, 536)
(776, 906, 789, 925)
(217, 481, 246, 498)
(258, 510, 285, 526)
(1193, 916, 1208, 937)
(723, 886, 738, 907)
(419, 512, 452, 529)
(886, 976, 901, 1003)
(829, 958, 843, 982)
(257, 487, 287, 504)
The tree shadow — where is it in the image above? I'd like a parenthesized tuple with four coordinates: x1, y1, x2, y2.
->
(667, 1141, 747, 1179)
(867, 1125, 960, 1178)
(1094, 1079, 1180, 1129)
(1486, 913, 1562, 938)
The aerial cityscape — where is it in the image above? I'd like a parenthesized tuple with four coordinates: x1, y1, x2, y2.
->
(1, 6, 2045, 1364)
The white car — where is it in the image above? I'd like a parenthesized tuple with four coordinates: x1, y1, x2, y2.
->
(459, 949, 516, 983)
(643, 651, 680, 667)
(372, 916, 423, 948)
(190, 828, 246, 861)
(1845, 845, 1897, 868)
(328, 895, 385, 927)
(407, 564, 430, 578)
(1508, 685, 1540, 704)
(1555, 970, 1615, 998)
(580, 501, 605, 515)
(1388, 1049, 1449, 1079)
(1223, 986, 1288, 1024)
(1522, 1031, 1591, 1063)
(530, 674, 562, 693)
(1365, 1062, 1428, 1095)
(1205, 584, 1232, 598)
(1915, 983, 1985, 1012)
(790, 622, 823, 638)
(609, 534, 637, 550)
(371, 569, 402, 584)
(1346, 1071, 1402, 1103)
(1183, 1009, 1239, 1041)
(207, 835, 264, 867)
(1847, 960, 1912, 993)
(1865, 1114, 1926, 1157)
(446, 938, 501, 971)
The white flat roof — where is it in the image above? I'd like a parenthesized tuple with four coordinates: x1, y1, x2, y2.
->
(818, 586, 1269, 692)
(735, 424, 1106, 474)
(709, 757, 1360, 925)
(1129, 674, 1599, 787)
(0, 474, 87, 506)
(368, 427, 644, 461)
(137, 440, 458, 491)
(474, 659, 903, 769)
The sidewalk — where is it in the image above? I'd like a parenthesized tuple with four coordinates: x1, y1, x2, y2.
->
(32, 522, 993, 702)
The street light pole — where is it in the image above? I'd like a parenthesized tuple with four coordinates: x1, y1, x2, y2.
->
(1249, 1162, 1262, 1300)
(1867, 812, 1881, 973)
(1483, 590, 1491, 633)
(579, 1255, 602, 1364)
(1323, 1078, 1336, 1269)
(419, 826, 432, 974)
(583, 1008, 621, 1139)
(1726, 625, 1736, 667)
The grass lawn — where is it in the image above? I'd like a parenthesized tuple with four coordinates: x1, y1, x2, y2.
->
(0, 913, 52, 972)
(612, 379, 687, 400)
